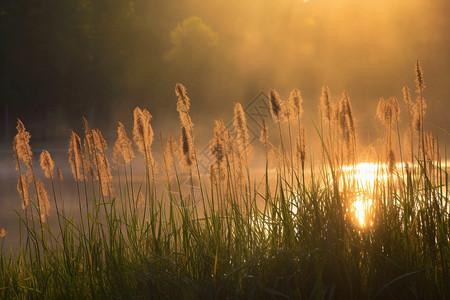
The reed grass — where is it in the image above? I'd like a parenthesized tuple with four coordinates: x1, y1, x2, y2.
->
(1, 62, 449, 299)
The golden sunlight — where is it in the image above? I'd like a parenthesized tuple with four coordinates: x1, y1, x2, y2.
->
(344, 163, 381, 227)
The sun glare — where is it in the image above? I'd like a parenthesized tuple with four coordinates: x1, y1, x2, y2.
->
(343, 163, 381, 228)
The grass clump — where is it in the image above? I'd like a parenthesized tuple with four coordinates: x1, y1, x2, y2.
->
(1, 62, 449, 299)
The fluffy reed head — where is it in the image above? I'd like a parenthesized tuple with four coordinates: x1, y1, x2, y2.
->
(391, 97, 400, 119)
(133, 107, 154, 160)
(377, 97, 399, 127)
(209, 120, 226, 183)
(289, 88, 303, 119)
(36, 178, 50, 222)
(0, 228, 6, 238)
(415, 60, 425, 92)
(268, 89, 282, 121)
(40, 150, 54, 179)
(165, 134, 176, 170)
(319, 86, 332, 122)
(113, 122, 135, 165)
(210, 120, 226, 165)
(282, 98, 294, 121)
(260, 118, 269, 145)
(93, 129, 107, 153)
(234, 103, 250, 146)
(57, 166, 63, 181)
(13, 119, 33, 167)
(17, 174, 29, 210)
(175, 83, 191, 113)
(179, 126, 194, 170)
(344, 93, 356, 138)
(96, 151, 113, 196)
(402, 86, 414, 112)
(69, 131, 83, 181)
(82, 117, 94, 156)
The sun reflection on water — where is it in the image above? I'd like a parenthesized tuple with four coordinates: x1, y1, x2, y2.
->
(342, 162, 384, 228)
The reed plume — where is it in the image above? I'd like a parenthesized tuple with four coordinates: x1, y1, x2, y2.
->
(69, 131, 83, 181)
(319, 86, 332, 123)
(268, 89, 282, 122)
(17, 175, 29, 210)
(165, 134, 176, 170)
(83, 117, 94, 157)
(133, 107, 155, 167)
(376, 97, 400, 173)
(0, 228, 6, 238)
(92, 129, 113, 195)
(179, 126, 195, 170)
(402, 86, 414, 112)
(176, 83, 194, 132)
(175, 83, 191, 113)
(233, 103, 252, 163)
(260, 118, 269, 145)
(36, 178, 50, 222)
(209, 120, 226, 185)
(414, 61, 427, 152)
(57, 166, 63, 182)
(282, 98, 294, 122)
(13, 119, 33, 168)
(113, 122, 135, 165)
(40, 150, 54, 179)
(289, 89, 303, 122)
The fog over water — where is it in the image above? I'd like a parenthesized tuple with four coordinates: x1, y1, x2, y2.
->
(2, 0, 450, 250)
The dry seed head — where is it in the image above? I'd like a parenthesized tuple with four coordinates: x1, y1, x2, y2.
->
(165, 134, 176, 169)
(320, 86, 332, 122)
(175, 83, 191, 113)
(93, 129, 107, 152)
(57, 166, 63, 181)
(180, 126, 194, 169)
(69, 131, 83, 181)
(16, 119, 26, 133)
(95, 152, 113, 196)
(223, 128, 235, 162)
(282, 99, 294, 121)
(0, 228, 6, 238)
(233, 103, 250, 153)
(133, 107, 154, 159)
(344, 93, 356, 140)
(415, 60, 425, 92)
(339, 96, 348, 139)
(260, 118, 269, 144)
(209, 163, 217, 187)
(82, 117, 94, 156)
(40, 150, 54, 179)
(133, 107, 146, 154)
(390, 97, 400, 120)
(413, 103, 423, 134)
(268, 89, 282, 121)
(210, 120, 226, 165)
(289, 88, 303, 119)
(17, 175, 29, 210)
(402, 86, 414, 111)
(13, 119, 33, 167)
(114, 122, 134, 165)
(36, 178, 50, 221)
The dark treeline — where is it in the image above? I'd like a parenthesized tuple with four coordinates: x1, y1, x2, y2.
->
(0, 0, 238, 143)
